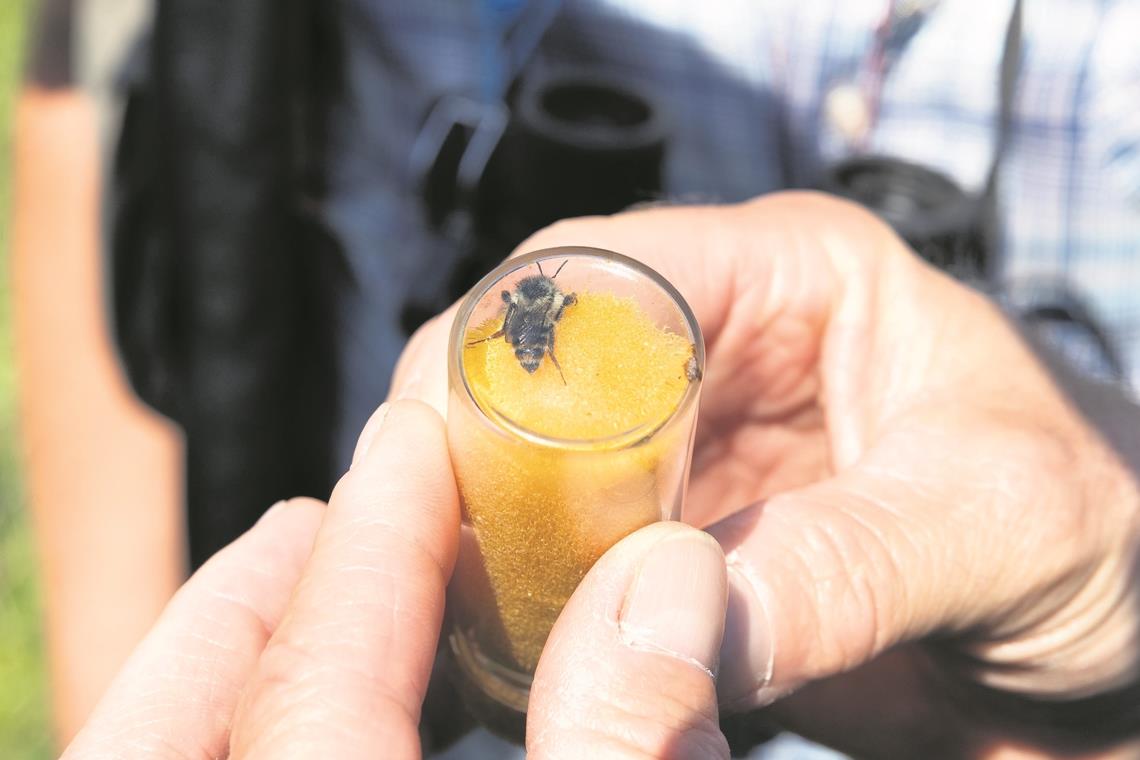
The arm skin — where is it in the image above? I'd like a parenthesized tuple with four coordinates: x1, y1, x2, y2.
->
(11, 87, 184, 746)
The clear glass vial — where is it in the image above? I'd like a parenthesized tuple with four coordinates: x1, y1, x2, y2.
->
(445, 246, 704, 732)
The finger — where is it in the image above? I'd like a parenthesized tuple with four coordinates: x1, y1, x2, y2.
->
(709, 412, 1103, 711)
(711, 469, 964, 712)
(528, 522, 731, 760)
(62, 499, 324, 759)
(387, 308, 453, 414)
(385, 206, 740, 412)
(386, 193, 880, 421)
(511, 193, 881, 363)
(232, 400, 460, 760)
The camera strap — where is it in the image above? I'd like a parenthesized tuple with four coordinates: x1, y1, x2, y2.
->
(410, 0, 562, 240)
(821, 0, 1023, 282)
(987, 2, 1124, 379)
(980, 0, 1022, 280)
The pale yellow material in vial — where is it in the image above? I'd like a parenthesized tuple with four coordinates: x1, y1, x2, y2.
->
(453, 291, 693, 673)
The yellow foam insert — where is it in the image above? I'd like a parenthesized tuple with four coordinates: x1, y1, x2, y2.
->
(463, 291, 693, 439)
(451, 291, 696, 675)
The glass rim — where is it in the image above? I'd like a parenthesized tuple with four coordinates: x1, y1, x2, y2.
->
(447, 246, 705, 452)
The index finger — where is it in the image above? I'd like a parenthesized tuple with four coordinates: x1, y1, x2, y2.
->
(386, 204, 740, 413)
(387, 193, 879, 414)
(230, 400, 460, 759)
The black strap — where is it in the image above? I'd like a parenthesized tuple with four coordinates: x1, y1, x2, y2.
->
(980, 0, 1022, 279)
(112, 0, 344, 567)
(980, 0, 1123, 378)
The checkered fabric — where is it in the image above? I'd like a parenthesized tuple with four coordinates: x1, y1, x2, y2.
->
(329, 0, 1140, 462)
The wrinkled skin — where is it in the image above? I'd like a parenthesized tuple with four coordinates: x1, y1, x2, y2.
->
(66, 194, 1139, 760)
(392, 193, 1140, 758)
(63, 401, 735, 760)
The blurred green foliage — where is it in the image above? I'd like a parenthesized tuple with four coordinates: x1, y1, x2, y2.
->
(0, 0, 54, 758)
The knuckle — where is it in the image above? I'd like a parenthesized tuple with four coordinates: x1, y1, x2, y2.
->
(535, 697, 728, 760)
(412, 310, 448, 347)
(975, 420, 1088, 539)
(768, 495, 906, 675)
(327, 477, 452, 586)
(391, 315, 447, 388)
(401, 323, 430, 359)
(235, 637, 325, 743)
(599, 675, 725, 757)
(244, 634, 323, 708)
(236, 635, 420, 758)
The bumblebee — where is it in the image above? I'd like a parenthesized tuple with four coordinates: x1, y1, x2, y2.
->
(468, 260, 577, 383)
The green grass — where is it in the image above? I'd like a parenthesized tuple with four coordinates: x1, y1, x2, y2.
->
(0, 1, 53, 758)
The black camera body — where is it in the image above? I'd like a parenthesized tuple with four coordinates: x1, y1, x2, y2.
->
(818, 155, 991, 280)
(415, 64, 996, 320)
(406, 66, 667, 332)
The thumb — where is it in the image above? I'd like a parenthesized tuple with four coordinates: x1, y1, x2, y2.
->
(708, 468, 935, 711)
(527, 522, 730, 760)
(706, 428, 1083, 712)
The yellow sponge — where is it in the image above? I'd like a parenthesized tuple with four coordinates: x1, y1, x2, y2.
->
(452, 291, 695, 673)
(465, 291, 693, 438)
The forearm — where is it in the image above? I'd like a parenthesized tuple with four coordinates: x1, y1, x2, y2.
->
(12, 88, 185, 744)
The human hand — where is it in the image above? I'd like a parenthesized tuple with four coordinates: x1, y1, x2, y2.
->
(62, 400, 733, 759)
(391, 193, 1140, 757)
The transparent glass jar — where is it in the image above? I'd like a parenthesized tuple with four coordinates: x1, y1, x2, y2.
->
(445, 246, 704, 734)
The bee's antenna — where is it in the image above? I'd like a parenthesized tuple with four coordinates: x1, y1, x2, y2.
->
(552, 259, 569, 279)
(536, 260, 546, 278)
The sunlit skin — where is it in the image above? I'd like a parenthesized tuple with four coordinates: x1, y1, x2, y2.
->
(13, 89, 184, 746)
(392, 194, 1140, 758)
(64, 401, 733, 760)
(61, 194, 1139, 760)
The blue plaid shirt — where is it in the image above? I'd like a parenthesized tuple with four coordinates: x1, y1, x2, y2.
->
(46, 1, 1133, 757)
(329, 0, 1140, 468)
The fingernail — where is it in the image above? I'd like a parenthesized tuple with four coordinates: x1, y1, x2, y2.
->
(351, 402, 391, 469)
(718, 551, 778, 707)
(619, 531, 727, 676)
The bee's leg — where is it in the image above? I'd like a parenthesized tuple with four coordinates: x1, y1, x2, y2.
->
(466, 301, 516, 347)
(552, 293, 576, 322)
(547, 333, 567, 385)
(464, 329, 504, 347)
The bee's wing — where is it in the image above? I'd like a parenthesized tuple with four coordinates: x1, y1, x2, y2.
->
(513, 304, 553, 345)
(501, 300, 518, 337)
